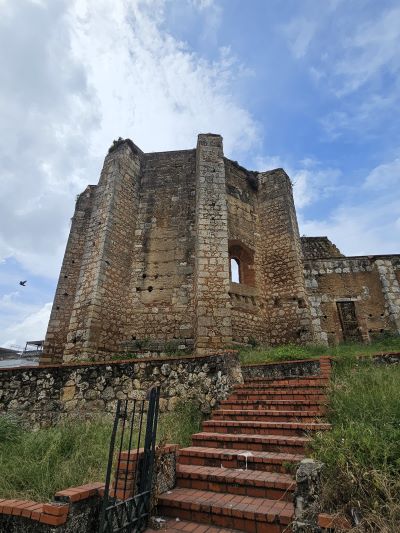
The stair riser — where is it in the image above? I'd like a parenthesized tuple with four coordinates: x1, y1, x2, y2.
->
(192, 436, 307, 454)
(178, 454, 296, 474)
(176, 476, 294, 501)
(157, 504, 289, 533)
(231, 393, 326, 401)
(239, 381, 328, 389)
(234, 387, 326, 400)
(202, 423, 324, 436)
(220, 401, 326, 413)
(212, 413, 321, 423)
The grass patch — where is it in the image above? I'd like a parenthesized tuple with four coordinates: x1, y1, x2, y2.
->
(311, 358, 400, 530)
(0, 400, 203, 502)
(238, 333, 400, 365)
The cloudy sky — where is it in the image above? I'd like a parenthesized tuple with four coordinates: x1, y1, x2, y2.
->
(1, 0, 399, 348)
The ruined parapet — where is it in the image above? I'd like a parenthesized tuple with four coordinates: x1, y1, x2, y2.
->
(301, 237, 344, 260)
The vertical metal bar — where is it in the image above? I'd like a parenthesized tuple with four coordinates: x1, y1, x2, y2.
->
(122, 399, 136, 500)
(139, 386, 159, 494)
(114, 399, 128, 500)
(99, 399, 121, 533)
(133, 398, 145, 495)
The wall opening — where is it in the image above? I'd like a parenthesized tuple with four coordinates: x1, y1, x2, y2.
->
(230, 258, 240, 283)
(228, 241, 255, 286)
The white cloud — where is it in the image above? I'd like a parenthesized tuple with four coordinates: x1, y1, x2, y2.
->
(299, 157, 400, 255)
(292, 166, 342, 209)
(333, 6, 400, 96)
(0, 0, 259, 282)
(254, 154, 342, 210)
(299, 197, 400, 256)
(364, 157, 400, 191)
(1, 302, 52, 348)
(282, 17, 316, 59)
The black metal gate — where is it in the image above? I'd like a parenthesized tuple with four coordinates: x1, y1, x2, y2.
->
(99, 386, 160, 533)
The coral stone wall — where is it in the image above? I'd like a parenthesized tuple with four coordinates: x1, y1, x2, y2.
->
(305, 256, 400, 344)
(126, 149, 197, 350)
(0, 352, 243, 428)
(42, 133, 400, 361)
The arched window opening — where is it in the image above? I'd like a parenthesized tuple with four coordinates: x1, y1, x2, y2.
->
(230, 257, 240, 283)
(228, 240, 255, 286)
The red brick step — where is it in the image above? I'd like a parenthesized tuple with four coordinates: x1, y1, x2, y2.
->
(237, 378, 328, 389)
(157, 488, 294, 532)
(146, 518, 243, 532)
(231, 390, 326, 401)
(220, 399, 326, 413)
(212, 409, 322, 423)
(192, 432, 310, 454)
(202, 419, 330, 437)
(176, 464, 295, 501)
(178, 446, 304, 473)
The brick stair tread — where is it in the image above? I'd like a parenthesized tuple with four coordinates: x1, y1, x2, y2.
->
(212, 409, 322, 418)
(203, 420, 330, 431)
(243, 375, 327, 382)
(177, 464, 295, 490)
(179, 446, 305, 465)
(146, 518, 243, 532)
(158, 488, 294, 525)
(193, 432, 310, 445)
(234, 384, 326, 392)
(220, 399, 325, 407)
(242, 377, 328, 385)
(232, 390, 326, 397)
(219, 402, 325, 413)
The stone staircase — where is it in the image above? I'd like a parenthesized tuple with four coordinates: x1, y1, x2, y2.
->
(149, 358, 336, 532)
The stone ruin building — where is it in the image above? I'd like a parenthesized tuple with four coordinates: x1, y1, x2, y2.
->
(41, 134, 400, 363)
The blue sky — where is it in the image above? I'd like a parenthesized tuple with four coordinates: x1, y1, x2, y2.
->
(0, 0, 399, 347)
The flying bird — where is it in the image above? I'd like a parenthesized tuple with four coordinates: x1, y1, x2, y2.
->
(19, 280, 27, 286)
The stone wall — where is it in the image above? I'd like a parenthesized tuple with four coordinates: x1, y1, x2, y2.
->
(304, 255, 400, 344)
(193, 134, 232, 353)
(301, 236, 344, 260)
(242, 358, 324, 381)
(0, 352, 242, 428)
(42, 133, 400, 360)
(255, 169, 314, 345)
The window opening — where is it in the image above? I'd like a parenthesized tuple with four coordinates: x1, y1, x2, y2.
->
(230, 258, 240, 283)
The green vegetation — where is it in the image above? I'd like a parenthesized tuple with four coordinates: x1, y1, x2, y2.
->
(312, 357, 400, 531)
(0, 400, 203, 502)
(238, 333, 400, 365)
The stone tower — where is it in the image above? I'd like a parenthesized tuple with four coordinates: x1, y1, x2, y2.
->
(42, 134, 317, 363)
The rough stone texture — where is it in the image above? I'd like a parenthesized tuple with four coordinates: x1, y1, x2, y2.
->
(293, 458, 324, 533)
(0, 352, 242, 427)
(242, 358, 322, 381)
(304, 255, 400, 345)
(301, 236, 344, 261)
(194, 134, 232, 353)
(42, 133, 400, 362)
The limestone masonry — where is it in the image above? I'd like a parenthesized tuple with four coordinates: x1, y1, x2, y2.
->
(42, 134, 400, 363)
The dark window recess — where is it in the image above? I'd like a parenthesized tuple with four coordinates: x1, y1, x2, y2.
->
(336, 301, 362, 342)
(297, 298, 306, 308)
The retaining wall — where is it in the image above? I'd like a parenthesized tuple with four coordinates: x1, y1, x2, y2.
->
(0, 352, 242, 428)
